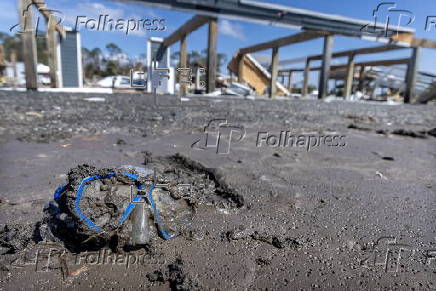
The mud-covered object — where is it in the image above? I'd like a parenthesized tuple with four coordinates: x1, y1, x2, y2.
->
(40, 164, 160, 251)
(40, 157, 244, 252)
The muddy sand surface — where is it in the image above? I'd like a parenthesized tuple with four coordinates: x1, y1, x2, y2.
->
(0, 91, 435, 290)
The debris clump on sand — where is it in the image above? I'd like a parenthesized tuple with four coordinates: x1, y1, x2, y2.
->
(36, 154, 244, 252)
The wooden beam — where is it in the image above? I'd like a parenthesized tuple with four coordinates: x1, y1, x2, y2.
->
(302, 58, 311, 95)
(270, 47, 279, 98)
(163, 15, 210, 47)
(344, 54, 355, 99)
(280, 58, 410, 73)
(31, 0, 65, 38)
(20, 0, 38, 90)
(239, 31, 329, 55)
(179, 34, 187, 96)
(237, 55, 244, 83)
(318, 35, 334, 99)
(307, 44, 405, 61)
(410, 38, 436, 49)
(404, 47, 421, 103)
(46, 16, 59, 88)
(206, 18, 217, 93)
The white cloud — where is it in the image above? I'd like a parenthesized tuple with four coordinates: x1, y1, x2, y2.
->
(219, 19, 246, 41)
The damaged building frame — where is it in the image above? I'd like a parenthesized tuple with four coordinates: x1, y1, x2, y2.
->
(123, 0, 436, 103)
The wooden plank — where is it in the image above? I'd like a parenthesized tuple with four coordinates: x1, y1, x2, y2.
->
(206, 18, 217, 93)
(238, 55, 244, 83)
(270, 47, 279, 98)
(239, 31, 328, 55)
(163, 15, 210, 47)
(280, 58, 410, 72)
(302, 58, 310, 95)
(31, 0, 65, 38)
(318, 35, 334, 99)
(47, 16, 59, 88)
(307, 44, 405, 61)
(344, 54, 355, 99)
(227, 53, 287, 95)
(20, 0, 38, 90)
(179, 34, 187, 96)
(404, 47, 421, 103)
(410, 38, 436, 49)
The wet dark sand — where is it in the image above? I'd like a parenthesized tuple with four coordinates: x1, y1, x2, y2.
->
(0, 91, 435, 290)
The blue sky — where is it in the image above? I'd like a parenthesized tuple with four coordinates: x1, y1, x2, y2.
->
(2, 0, 436, 83)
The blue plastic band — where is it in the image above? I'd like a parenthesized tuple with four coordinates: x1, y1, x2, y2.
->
(53, 170, 179, 239)
(53, 184, 67, 200)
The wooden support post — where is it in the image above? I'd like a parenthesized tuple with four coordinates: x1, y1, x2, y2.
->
(237, 55, 244, 83)
(207, 18, 217, 93)
(270, 47, 279, 98)
(0, 44, 4, 67)
(47, 15, 59, 88)
(303, 58, 311, 96)
(288, 71, 293, 93)
(358, 66, 365, 92)
(179, 34, 187, 96)
(19, 0, 38, 90)
(11, 51, 17, 86)
(318, 35, 334, 99)
(344, 54, 355, 99)
(195, 67, 201, 90)
(404, 47, 421, 104)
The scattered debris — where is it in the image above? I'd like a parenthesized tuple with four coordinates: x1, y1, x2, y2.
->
(375, 171, 388, 180)
(372, 152, 394, 161)
(255, 258, 272, 266)
(391, 129, 427, 139)
(428, 128, 436, 138)
(147, 258, 203, 290)
(0, 224, 39, 254)
(347, 124, 371, 131)
(83, 97, 106, 102)
(25, 111, 44, 118)
(68, 265, 89, 277)
(116, 138, 127, 146)
(225, 227, 301, 249)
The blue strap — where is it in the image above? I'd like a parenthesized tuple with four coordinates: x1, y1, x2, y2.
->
(53, 184, 67, 200)
(147, 184, 180, 240)
(53, 171, 179, 239)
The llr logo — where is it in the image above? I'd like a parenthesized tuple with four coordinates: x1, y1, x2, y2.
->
(361, 237, 415, 273)
(9, 1, 64, 38)
(360, 2, 414, 37)
(192, 119, 246, 154)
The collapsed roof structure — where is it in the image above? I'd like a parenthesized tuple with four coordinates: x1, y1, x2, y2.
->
(119, 0, 436, 103)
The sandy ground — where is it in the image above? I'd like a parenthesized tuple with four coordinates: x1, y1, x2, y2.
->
(0, 91, 435, 290)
